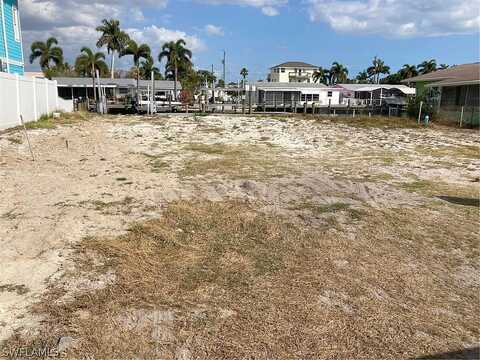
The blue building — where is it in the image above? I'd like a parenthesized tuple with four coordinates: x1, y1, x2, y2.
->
(0, 0, 24, 75)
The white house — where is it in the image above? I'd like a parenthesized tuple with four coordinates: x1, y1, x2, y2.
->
(336, 84, 416, 106)
(268, 61, 320, 83)
(255, 82, 341, 106)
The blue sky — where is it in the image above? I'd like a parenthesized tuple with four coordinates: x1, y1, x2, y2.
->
(22, 0, 480, 81)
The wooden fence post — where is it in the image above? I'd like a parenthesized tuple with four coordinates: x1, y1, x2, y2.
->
(417, 101, 423, 124)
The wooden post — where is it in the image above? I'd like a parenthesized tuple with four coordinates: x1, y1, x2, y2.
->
(20, 115, 35, 161)
(304, 101, 307, 113)
(417, 101, 423, 124)
(353, 109, 356, 117)
(460, 106, 464, 127)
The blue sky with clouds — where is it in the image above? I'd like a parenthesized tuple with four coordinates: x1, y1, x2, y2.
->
(21, 0, 480, 81)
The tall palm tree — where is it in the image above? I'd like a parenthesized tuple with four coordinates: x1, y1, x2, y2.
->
(159, 39, 192, 100)
(29, 37, 63, 70)
(313, 67, 329, 84)
(398, 64, 418, 80)
(120, 39, 151, 93)
(367, 56, 390, 84)
(417, 59, 437, 75)
(96, 19, 130, 79)
(240, 67, 248, 83)
(75, 47, 108, 103)
(139, 56, 162, 80)
(329, 62, 348, 84)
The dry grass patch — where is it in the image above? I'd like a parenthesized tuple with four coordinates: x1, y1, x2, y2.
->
(3, 200, 478, 359)
(78, 196, 135, 214)
(314, 116, 423, 129)
(181, 143, 293, 179)
(141, 153, 170, 173)
(400, 178, 480, 200)
(415, 145, 480, 159)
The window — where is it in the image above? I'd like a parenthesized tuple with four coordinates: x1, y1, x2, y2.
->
(281, 68, 285, 73)
(313, 94, 319, 101)
(12, 6, 20, 41)
(327, 91, 333, 97)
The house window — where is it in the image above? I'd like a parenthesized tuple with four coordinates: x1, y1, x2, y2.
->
(327, 91, 333, 97)
(313, 94, 319, 101)
(281, 68, 285, 73)
(12, 6, 20, 41)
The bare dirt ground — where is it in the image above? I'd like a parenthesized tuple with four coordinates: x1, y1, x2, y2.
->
(0, 113, 479, 359)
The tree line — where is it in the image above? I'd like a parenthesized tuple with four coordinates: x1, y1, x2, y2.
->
(312, 57, 449, 85)
(30, 19, 205, 99)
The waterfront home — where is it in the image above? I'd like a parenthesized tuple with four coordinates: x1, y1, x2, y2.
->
(268, 61, 320, 84)
(0, 0, 24, 74)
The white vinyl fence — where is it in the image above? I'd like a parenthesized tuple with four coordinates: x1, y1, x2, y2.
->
(0, 72, 73, 130)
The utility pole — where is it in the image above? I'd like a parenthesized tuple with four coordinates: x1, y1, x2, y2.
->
(222, 50, 226, 85)
(211, 64, 215, 104)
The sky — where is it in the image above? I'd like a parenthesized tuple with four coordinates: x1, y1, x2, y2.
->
(21, 0, 480, 81)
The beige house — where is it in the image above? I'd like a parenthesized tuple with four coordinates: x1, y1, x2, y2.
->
(268, 61, 320, 83)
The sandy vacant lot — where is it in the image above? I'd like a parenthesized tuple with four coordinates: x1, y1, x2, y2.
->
(0, 113, 479, 359)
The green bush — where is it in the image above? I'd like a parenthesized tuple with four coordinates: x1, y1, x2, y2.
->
(407, 95, 435, 121)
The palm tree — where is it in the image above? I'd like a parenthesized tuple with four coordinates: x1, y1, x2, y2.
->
(197, 70, 216, 87)
(240, 67, 248, 83)
(399, 64, 418, 80)
(139, 56, 162, 80)
(29, 37, 63, 70)
(367, 56, 390, 84)
(438, 64, 449, 70)
(96, 19, 130, 79)
(313, 67, 329, 84)
(329, 62, 348, 84)
(120, 39, 151, 93)
(356, 70, 369, 83)
(75, 47, 108, 103)
(417, 59, 437, 75)
(159, 39, 192, 100)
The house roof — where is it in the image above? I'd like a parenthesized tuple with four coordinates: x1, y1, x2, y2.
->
(255, 82, 327, 89)
(54, 77, 181, 90)
(337, 84, 416, 95)
(401, 63, 480, 85)
(253, 82, 339, 92)
(271, 62, 319, 69)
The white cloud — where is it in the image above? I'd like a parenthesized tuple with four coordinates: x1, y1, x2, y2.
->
(128, 26, 206, 53)
(261, 6, 279, 16)
(197, 0, 287, 16)
(308, 0, 480, 37)
(204, 24, 224, 36)
(21, 0, 205, 70)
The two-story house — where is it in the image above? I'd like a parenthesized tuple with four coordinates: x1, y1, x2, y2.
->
(268, 61, 319, 83)
(0, 0, 24, 74)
